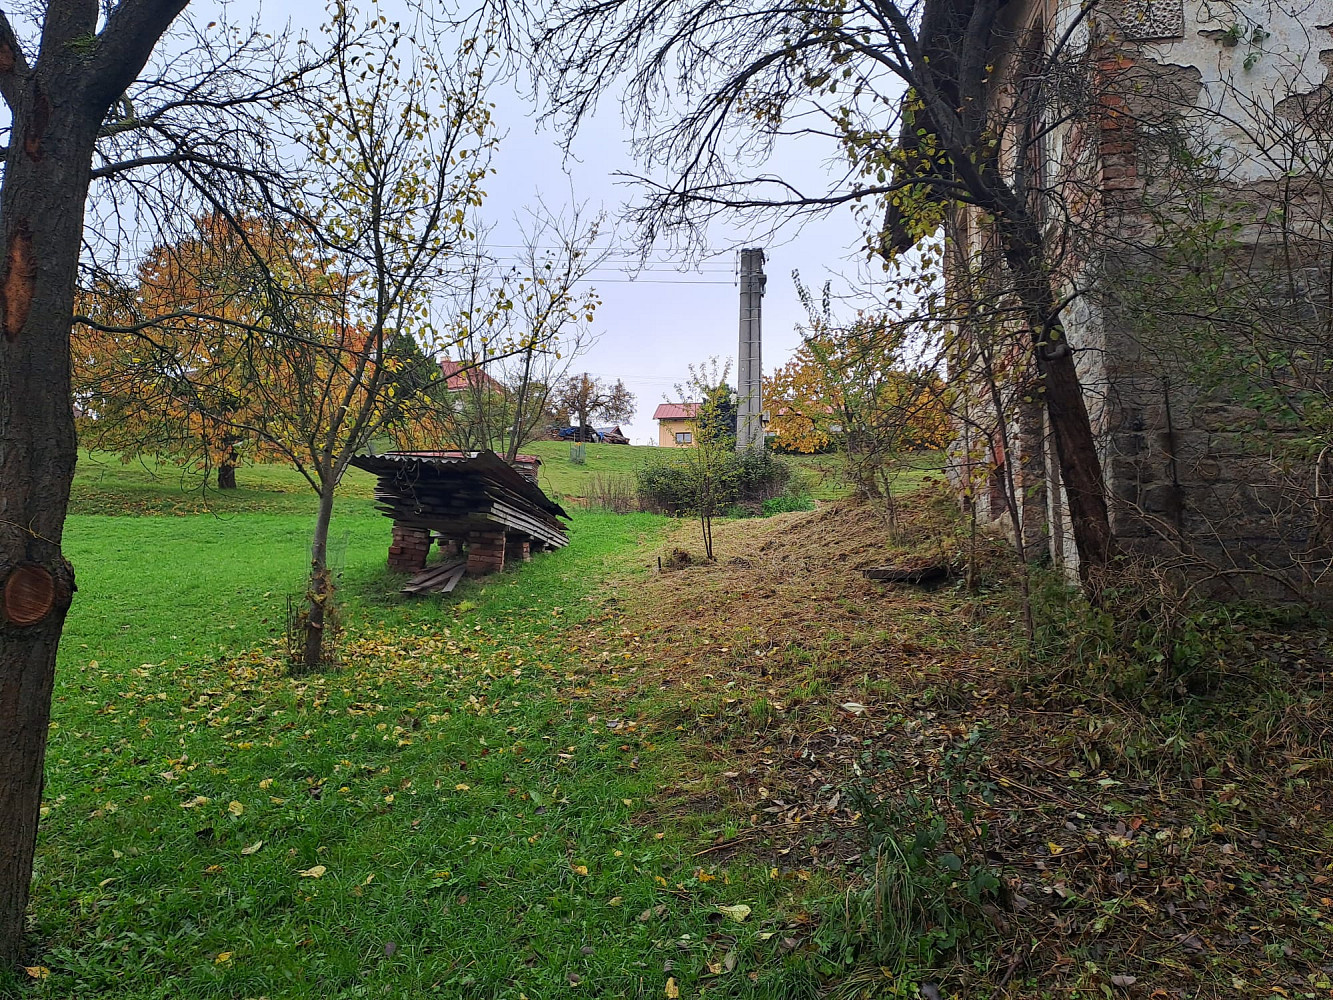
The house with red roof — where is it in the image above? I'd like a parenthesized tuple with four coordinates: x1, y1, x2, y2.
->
(439, 359, 505, 395)
(652, 402, 701, 447)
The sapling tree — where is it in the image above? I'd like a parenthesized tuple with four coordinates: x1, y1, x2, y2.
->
(675, 358, 739, 560)
(209, 5, 501, 672)
(73, 2, 508, 674)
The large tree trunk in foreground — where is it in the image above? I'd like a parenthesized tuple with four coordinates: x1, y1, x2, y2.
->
(0, 0, 189, 962)
(998, 212, 1115, 591)
(0, 73, 101, 970)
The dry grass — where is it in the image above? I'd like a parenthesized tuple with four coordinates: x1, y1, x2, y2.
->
(588, 493, 1333, 997)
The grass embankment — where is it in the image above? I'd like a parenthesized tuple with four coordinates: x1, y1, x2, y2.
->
(600, 500, 1333, 998)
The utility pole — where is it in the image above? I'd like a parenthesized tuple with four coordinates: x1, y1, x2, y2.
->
(736, 248, 766, 452)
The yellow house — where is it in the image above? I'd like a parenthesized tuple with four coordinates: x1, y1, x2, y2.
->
(653, 402, 701, 447)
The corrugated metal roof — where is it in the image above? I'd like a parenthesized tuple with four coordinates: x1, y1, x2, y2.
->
(350, 450, 567, 518)
(652, 402, 701, 420)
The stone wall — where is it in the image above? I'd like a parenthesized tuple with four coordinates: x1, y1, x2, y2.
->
(954, 1, 1333, 601)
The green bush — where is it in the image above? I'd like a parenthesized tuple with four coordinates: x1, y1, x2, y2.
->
(634, 457, 698, 514)
(761, 494, 814, 515)
(635, 449, 802, 515)
(1022, 567, 1272, 700)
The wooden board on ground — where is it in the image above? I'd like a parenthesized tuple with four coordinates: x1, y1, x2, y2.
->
(402, 559, 467, 595)
(862, 563, 953, 585)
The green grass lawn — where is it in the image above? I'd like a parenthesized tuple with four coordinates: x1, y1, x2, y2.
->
(72, 443, 659, 515)
(23, 462, 815, 999)
(71, 452, 378, 517)
(523, 440, 659, 500)
(72, 443, 951, 514)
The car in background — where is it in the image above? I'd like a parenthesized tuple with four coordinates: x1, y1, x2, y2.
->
(557, 425, 604, 442)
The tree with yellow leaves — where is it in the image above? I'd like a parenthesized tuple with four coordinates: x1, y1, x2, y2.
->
(74, 4, 506, 671)
(766, 289, 950, 501)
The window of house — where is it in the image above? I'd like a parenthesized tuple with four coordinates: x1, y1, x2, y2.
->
(675, 431, 693, 444)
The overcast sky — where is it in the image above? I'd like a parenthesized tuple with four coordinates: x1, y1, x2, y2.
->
(480, 90, 874, 445)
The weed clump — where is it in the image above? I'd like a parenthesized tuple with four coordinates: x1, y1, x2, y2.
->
(816, 725, 1001, 980)
(660, 546, 694, 570)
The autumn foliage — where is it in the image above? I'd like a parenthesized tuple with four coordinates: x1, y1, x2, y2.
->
(73, 213, 448, 488)
(764, 320, 950, 457)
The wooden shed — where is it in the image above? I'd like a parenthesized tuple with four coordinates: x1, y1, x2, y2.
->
(351, 450, 569, 590)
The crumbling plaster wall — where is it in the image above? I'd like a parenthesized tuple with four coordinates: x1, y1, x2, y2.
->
(965, 0, 1332, 594)
(1092, 1, 1332, 596)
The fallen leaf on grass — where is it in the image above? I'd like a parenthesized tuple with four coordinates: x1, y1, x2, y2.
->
(214, 952, 232, 964)
(298, 865, 327, 878)
(665, 977, 679, 998)
(572, 864, 589, 876)
(228, 800, 244, 816)
(839, 701, 866, 715)
(241, 840, 263, 855)
(24, 967, 50, 980)
(716, 903, 751, 923)
(181, 795, 210, 809)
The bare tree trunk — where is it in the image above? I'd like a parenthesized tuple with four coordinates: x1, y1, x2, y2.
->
(300, 481, 337, 673)
(997, 213, 1115, 592)
(217, 449, 238, 490)
(505, 343, 537, 462)
(0, 77, 102, 968)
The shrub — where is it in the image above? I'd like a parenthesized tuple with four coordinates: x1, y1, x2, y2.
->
(634, 457, 698, 514)
(761, 494, 815, 515)
(731, 448, 792, 503)
(635, 449, 801, 515)
(581, 473, 639, 513)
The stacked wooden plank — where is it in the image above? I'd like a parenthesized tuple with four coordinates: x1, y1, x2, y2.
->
(401, 558, 467, 595)
(351, 451, 570, 582)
